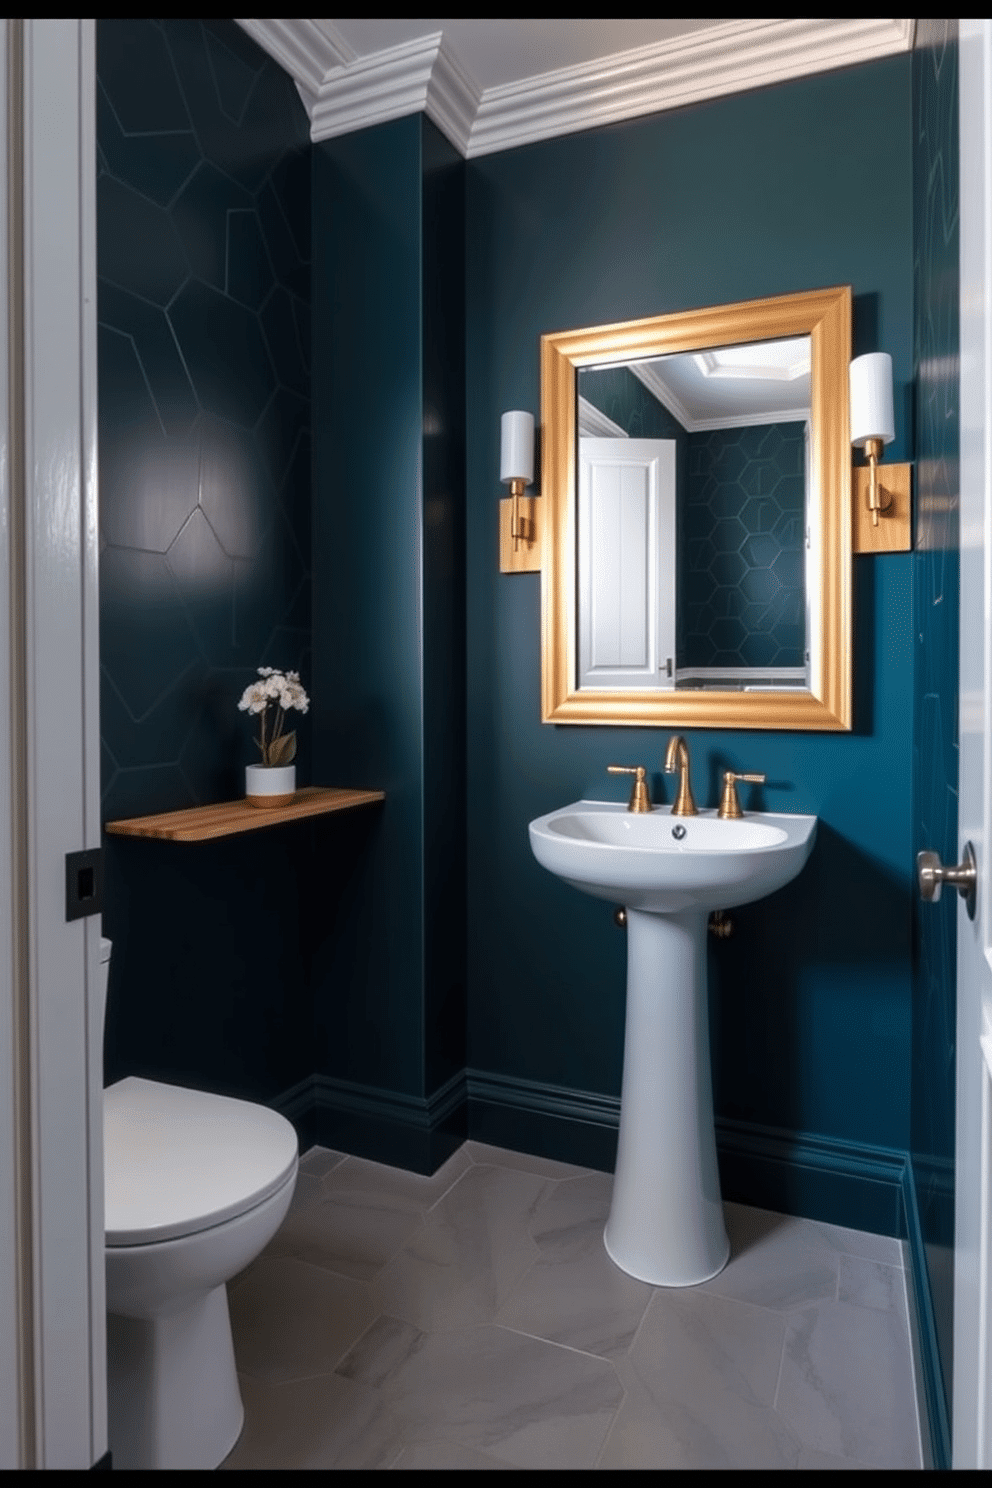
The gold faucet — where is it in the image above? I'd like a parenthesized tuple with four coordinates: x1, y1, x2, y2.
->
(607, 764, 652, 813)
(718, 770, 767, 819)
(663, 736, 698, 816)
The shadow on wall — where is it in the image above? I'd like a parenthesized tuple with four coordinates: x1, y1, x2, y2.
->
(709, 822, 912, 1143)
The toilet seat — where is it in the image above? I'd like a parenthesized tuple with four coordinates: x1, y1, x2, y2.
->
(104, 1076, 298, 1247)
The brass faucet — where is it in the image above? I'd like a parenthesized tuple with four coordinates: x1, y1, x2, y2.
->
(663, 736, 697, 816)
(718, 770, 767, 819)
(607, 764, 652, 813)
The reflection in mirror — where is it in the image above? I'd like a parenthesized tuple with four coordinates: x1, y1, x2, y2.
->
(539, 285, 852, 731)
(577, 337, 812, 693)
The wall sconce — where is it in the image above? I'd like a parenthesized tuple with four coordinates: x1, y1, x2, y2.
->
(499, 409, 541, 573)
(849, 352, 912, 553)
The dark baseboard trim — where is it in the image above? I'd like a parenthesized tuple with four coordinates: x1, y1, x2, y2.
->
(901, 1164, 951, 1471)
(274, 1069, 467, 1175)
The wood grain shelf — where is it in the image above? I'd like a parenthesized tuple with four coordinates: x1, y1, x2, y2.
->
(104, 786, 385, 844)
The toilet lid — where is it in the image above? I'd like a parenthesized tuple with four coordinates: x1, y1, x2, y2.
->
(104, 1077, 298, 1246)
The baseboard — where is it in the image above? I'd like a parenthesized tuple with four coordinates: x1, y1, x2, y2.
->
(901, 1164, 951, 1471)
(465, 1070, 910, 1236)
(274, 1068, 467, 1175)
(278, 1066, 912, 1236)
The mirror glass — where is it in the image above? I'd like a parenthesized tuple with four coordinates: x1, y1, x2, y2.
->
(576, 336, 811, 693)
(539, 286, 851, 731)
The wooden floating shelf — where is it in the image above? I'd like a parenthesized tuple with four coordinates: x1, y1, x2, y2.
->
(104, 786, 385, 844)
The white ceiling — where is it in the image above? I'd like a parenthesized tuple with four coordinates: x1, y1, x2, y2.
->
(238, 18, 916, 159)
(317, 20, 727, 92)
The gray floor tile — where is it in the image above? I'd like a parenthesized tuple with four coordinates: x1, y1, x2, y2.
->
(298, 1144, 349, 1180)
(391, 1439, 518, 1469)
(341, 1320, 624, 1470)
(220, 1370, 407, 1470)
(229, 1254, 378, 1384)
(464, 1140, 596, 1181)
(776, 1299, 921, 1468)
(223, 1140, 922, 1472)
(372, 1162, 552, 1331)
(600, 1289, 797, 1469)
(837, 1253, 906, 1313)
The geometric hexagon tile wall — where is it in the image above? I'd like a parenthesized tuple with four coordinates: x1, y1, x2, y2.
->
(679, 422, 806, 670)
(97, 19, 311, 819)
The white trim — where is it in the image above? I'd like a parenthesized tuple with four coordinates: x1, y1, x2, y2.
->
(235, 18, 352, 101)
(3, 18, 104, 1468)
(577, 397, 626, 439)
(305, 32, 480, 156)
(954, 15, 992, 1470)
(630, 360, 810, 433)
(0, 17, 25, 1470)
(241, 18, 915, 159)
(424, 35, 479, 160)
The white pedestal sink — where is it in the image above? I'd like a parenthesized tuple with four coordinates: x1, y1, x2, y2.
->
(528, 801, 817, 1286)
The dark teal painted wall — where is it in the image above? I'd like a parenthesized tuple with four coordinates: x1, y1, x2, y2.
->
(911, 18, 959, 1446)
(310, 116, 466, 1154)
(96, 19, 314, 1099)
(465, 58, 915, 1160)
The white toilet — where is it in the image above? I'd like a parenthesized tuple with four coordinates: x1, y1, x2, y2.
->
(100, 937, 298, 1471)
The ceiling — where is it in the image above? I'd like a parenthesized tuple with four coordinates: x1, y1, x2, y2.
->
(237, 18, 916, 159)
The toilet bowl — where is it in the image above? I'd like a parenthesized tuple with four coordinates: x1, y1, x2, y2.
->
(100, 939, 298, 1470)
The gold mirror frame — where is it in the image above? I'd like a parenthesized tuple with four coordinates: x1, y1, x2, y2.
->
(540, 285, 852, 730)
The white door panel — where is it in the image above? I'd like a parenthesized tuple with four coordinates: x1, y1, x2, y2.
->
(578, 438, 676, 690)
(954, 16, 992, 1469)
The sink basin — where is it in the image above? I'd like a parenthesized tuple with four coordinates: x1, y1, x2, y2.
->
(528, 798, 817, 1288)
(529, 801, 817, 914)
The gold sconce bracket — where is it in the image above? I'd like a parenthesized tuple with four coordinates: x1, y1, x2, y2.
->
(852, 458, 912, 553)
(499, 491, 542, 572)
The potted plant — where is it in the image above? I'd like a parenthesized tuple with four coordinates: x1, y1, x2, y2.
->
(238, 667, 309, 807)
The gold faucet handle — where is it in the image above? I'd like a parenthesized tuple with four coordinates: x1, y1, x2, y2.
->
(607, 764, 652, 813)
(719, 771, 767, 819)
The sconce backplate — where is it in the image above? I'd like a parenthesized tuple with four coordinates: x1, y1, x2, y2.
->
(852, 461, 912, 553)
(499, 495, 542, 572)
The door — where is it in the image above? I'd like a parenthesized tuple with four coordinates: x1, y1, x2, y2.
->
(953, 16, 992, 1470)
(577, 438, 677, 690)
(0, 20, 105, 1469)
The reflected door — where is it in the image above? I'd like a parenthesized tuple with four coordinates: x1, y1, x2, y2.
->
(578, 438, 676, 690)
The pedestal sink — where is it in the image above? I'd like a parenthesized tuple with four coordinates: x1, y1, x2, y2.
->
(528, 801, 817, 1286)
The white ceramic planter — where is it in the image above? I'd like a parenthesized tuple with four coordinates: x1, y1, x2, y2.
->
(245, 763, 295, 808)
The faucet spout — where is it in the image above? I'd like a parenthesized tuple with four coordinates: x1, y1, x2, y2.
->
(664, 736, 698, 816)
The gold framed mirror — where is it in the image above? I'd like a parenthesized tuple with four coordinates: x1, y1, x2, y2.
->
(540, 285, 851, 730)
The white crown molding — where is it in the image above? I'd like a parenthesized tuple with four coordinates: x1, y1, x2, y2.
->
(629, 361, 809, 432)
(577, 397, 627, 439)
(236, 19, 351, 104)
(239, 18, 915, 160)
(466, 18, 915, 158)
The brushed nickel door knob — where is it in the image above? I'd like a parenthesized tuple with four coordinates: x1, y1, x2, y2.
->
(917, 840, 977, 921)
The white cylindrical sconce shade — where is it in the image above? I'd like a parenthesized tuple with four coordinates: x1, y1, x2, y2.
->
(849, 352, 895, 448)
(500, 410, 534, 484)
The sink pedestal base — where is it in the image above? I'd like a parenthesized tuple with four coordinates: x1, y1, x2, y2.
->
(604, 907, 729, 1286)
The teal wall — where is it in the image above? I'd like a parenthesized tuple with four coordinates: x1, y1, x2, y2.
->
(309, 115, 467, 1167)
(98, 28, 927, 1243)
(97, 20, 315, 1101)
(465, 57, 916, 1205)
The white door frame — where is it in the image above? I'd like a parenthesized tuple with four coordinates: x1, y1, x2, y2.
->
(0, 19, 104, 1469)
(953, 15, 992, 1471)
